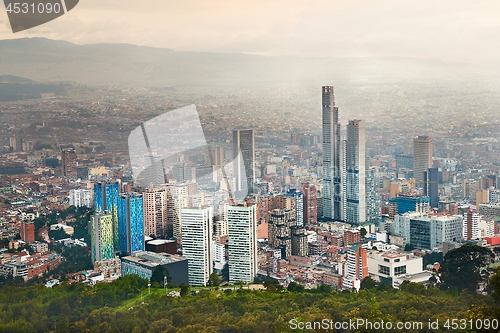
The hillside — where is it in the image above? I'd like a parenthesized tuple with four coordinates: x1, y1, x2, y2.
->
(0, 274, 498, 333)
(0, 38, 481, 88)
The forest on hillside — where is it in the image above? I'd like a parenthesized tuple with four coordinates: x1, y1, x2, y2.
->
(0, 269, 499, 333)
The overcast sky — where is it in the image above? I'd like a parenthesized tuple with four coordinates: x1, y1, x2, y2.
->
(1, 0, 500, 64)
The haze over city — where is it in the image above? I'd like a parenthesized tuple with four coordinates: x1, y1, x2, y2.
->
(0, 2, 500, 332)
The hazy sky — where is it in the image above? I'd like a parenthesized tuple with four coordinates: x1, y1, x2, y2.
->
(1, 0, 500, 64)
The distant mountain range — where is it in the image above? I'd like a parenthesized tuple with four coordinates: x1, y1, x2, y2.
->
(0, 38, 483, 87)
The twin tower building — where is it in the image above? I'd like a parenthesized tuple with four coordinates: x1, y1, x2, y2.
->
(322, 86, 380, 225)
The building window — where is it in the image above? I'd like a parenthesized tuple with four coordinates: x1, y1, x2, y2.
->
(394, 265, 407, 276)
(378, 265, 390, 275)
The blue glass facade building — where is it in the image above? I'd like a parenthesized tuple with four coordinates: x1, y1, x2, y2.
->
(94, 182, 120, 251)
(389, 195, 430, 215)
(118, 192, 145, 255)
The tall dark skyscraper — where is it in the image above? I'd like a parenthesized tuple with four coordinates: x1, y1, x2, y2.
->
(322, 86, 341, 220)
(424, 167, 439, 208)
(233, 129, 255, 195)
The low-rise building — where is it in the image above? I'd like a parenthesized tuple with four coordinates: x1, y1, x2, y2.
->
(367, 251, 424, 288)
(121, 251, 188, 286)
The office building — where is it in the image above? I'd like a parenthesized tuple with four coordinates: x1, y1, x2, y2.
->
(395, 154, 414, 170)
(137, 153, 165, 187)
(302, 182, 317, 225)
(121, 251, 188, 285)
(233, 129, 255, 195)
(287, 189, 304, 227)
(413, 136, 432, 188)
(424, 167, 439, 208)
(20, 222, 35, 244)
(342, 244, 368, 291)
(142, 186, 169, 238)
(388, 195, 430, 216)
(268, 208, 294, 259)
(291, 227, 308, 257)
(463, 210, 480, 240)
(345, 120, 366, 224)
(227, 204, 257, 283)
(91, 212, 114, 263)
(407, 214, 462, 250)
(367, 251, 424, 288)
(69, 189, 93, 208)
(9, 136, 22, 152)
(366, 166, 381, 223)
(181, 207, 214, 286)
(61, 149, 77, 178)
(118, 192, 145, 256)
(94, 182, 120, 251)
(322, 86, 342, 220)
(209, 146, 225, 167)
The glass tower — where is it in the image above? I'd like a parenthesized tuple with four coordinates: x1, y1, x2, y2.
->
(118, 192, 144, 255)
(94, 182, 120, 251)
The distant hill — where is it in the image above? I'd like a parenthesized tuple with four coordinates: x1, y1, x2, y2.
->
(0, 38, 481, 88)
(0, 75, 33, 83)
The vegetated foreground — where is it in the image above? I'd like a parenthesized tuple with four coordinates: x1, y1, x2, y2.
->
(1, 273, 499, 333)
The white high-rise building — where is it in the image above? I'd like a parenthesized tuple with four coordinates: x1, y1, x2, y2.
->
(142, 186, 168, 238)
(227, 204, 257, 284)
(181, 207, 213, 286)
(463, 210, 481, 240)
(213, 240, 227, 270)
(345, 120, 366, 224)
(233, 129, 255, 195)
(322, 86, 342, 221)
(69, 189, 93, 208)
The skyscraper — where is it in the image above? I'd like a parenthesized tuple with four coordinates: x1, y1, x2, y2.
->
(142, 186, 168, 238)
(61, 149, 77, 178)
(94, 182, 120, 251)
(322, 86, 341, 221)
(365, 165, 381, 223)
(413, 136, 433, 188)
(233, 129, 255, 195)
(424, 167, 439, 208)
(287, 188, 304, 227)
(181, 207, 214, 286)
(345, 120, 366, 225)
(136, 153, 165, 187)
(268, 208, 295, 259)
(91, 212, 114, 263)
(118, 192, 145, 255)
(302, 182, 317, 225)
(227, 204, 257, 284)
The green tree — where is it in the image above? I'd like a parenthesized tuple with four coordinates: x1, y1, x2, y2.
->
(360, 227, 367, 238)
(150, 265, 171, 287)
(439, 244, 494, 293)
(360, 276, 377, 290)
(180, 284, 190, 297)
(208, 272, 222, 286)
(287, 281, 304, 292)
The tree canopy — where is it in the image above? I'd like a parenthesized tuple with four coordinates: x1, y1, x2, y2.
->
(439, 244, 494, 293)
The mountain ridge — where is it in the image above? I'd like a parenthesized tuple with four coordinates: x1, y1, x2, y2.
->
(0, 37, 482, 87)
